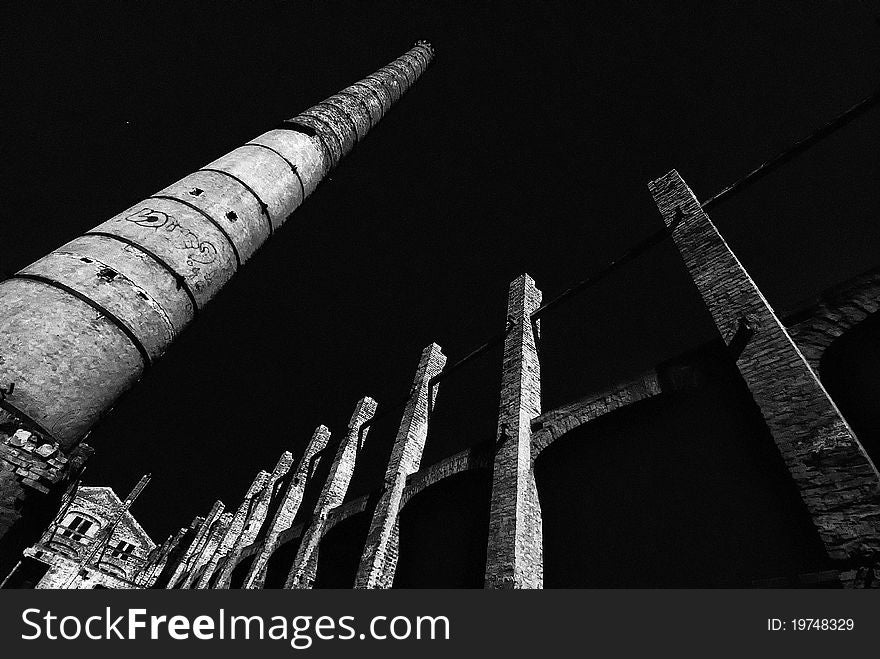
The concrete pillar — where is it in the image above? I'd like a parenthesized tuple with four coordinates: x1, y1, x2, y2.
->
(149, 516, 202, 588)
(285, 397, 377, 589)
(195, 472, 269, 589)
(649, 170, 880, 565)
(137, 526, 186, 587)
(355, 343, 447, 588)
(244, 425, 331, 589)
(0, 42, 434, 544)
(485, 274, 544, 589)
(182, 511, 233, 589)
(167, 500, 223, 589)
(214, 452, 294, 588)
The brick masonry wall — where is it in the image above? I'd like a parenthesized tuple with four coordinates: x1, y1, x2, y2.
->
(649, 169, 880, 566)
(0, 407, 92, 548)
(33, 553, 138, 590)
(485, 274, 544, 589)
(285, 397, 377, 589)
(355, 343, 446, 589)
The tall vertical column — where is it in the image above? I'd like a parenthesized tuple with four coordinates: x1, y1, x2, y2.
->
(167, 501, 223, 589)
(244, 425, 331, 589)
(649, 170, 880, 564)
(285, 397, 377, 589)
(355, 343, 446, 589)
(214, 451, 294, 589)
(195, 472, 269, 589)
(137, 526, 187, 587)
(485, 274, 544, 589)
(181, 511, 233, 589)
(0, 42, 434, 543)
(150, 516, 203, 589)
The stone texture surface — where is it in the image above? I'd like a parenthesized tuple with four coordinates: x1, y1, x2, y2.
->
(649, 169, 880, 564)
(166, 500, 224, 589)
(214, 452, 294, 589)
(194, 472, 270, 589)
(137, 525, 188, 587)
(485, 274, 544, 589)
(285, 397, 377, 588)
(23, 485, 155, 589)
(0, 408, 92, 543)
(0, 278, 144, 446)
(288, 43, 433, 170)
(184, 511, 233, 589)
(244, 426, 331, 589)
(355, 343, 446, 589)
(157, 169, 271, 263)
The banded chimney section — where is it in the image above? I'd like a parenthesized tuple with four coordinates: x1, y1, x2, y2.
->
(355, 343, 447, 589)
(485, 274, 544, 589)
(285, 397, 378, 589)
(244, 425, 331, 590)
(649, 170, 880, 565)
(0, 42, 434, 456)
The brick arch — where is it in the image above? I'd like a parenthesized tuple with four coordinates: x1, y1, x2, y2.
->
(786, 267, 880, 373)
(312, 506, 373, 588)
(323, 495, 373, 535)
(260, 528, 302, 589)
(393, 466, 493, 588)
(399, 443, 492, 512)
(530, 371, 664, 460)
(532, 349, 835, 587)
(226, 540, 261, 589)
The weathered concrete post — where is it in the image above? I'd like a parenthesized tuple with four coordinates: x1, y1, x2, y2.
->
(137, 526, 187, 587)
(181, 511, 233, 589)
(355, 343, 446, 588)
(168, 501, 223, 589)
(214, 451, 294, 589)
(244, 425, 331, 589)
(649, 170, 880, 571)
(195, 472, 270, 589)
(485, 274, 544, 589)
(285, 397, 377, 589)
(149, 516, 203, 588)
(0, 42, 434, 543)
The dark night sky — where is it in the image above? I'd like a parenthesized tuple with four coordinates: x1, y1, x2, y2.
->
(1, 2, 879, 544)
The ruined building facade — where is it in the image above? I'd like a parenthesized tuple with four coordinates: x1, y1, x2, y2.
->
(2, 43, 880, 589)
(3, 485, 155, 589)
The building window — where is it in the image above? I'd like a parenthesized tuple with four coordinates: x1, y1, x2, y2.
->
(109, 540, 136, 560)
(60, 515, 96, 542)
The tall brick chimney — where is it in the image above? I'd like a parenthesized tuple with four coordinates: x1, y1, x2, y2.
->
(0, 43, 434, 543)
